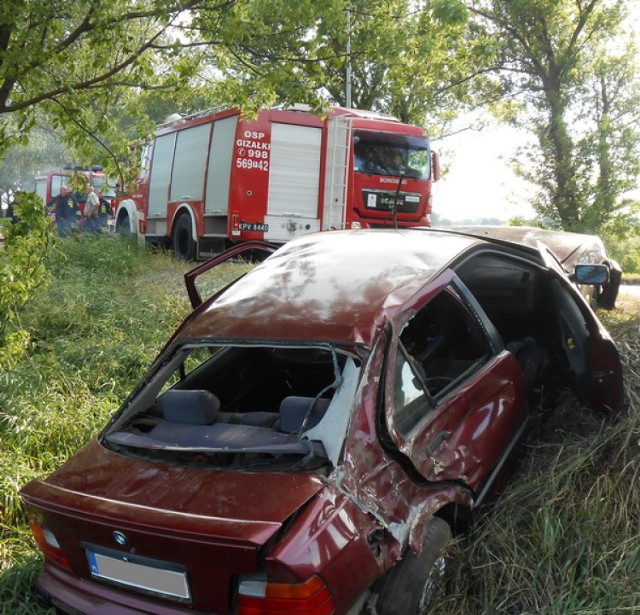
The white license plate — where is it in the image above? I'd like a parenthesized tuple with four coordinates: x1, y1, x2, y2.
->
(86, 549, 190, 600)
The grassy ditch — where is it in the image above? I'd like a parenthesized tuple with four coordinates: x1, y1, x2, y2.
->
(1, 236, 639, 613)
(432, 293, 640, 614)
(0, 234, 250, 613)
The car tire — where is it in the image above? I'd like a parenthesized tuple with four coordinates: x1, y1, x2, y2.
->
(172, 213, 196, 261)
(374, 516, 451, 615)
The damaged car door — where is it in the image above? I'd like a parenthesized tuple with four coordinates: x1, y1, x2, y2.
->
(538, 243, 623, 412)
(383, 270, 529, 501)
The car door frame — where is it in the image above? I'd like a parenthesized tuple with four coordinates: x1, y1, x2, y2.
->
(381, 269, 529, 496)
(184, 241, 277, 308)
(537, 241, 624, 412)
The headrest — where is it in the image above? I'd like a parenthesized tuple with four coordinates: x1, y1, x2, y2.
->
(278, 396, 330, 432)
(159, 389, 220, 425)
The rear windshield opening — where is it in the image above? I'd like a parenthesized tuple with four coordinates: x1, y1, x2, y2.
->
(104, 345, 359, 471)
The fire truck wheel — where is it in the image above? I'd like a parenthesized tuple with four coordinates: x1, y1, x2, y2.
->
(116, 211, 130, 234)
(172, 213, 196, 261)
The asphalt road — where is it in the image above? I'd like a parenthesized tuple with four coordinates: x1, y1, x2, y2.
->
(620, 285, 640, 296)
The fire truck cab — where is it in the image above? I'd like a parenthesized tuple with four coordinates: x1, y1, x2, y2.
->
(115, 105, 440, 259)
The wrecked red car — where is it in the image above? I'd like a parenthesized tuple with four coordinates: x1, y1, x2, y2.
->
(21, 228, 623, 615)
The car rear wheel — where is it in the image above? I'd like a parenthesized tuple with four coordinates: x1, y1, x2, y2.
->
(374, 516, 451, 614)
(172, 213, 196, 260)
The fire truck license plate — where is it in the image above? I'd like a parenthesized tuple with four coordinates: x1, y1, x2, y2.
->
(378, 195, 395, 209)
(239, 222, 269, 232)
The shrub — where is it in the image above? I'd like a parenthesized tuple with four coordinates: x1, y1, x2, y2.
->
(0, 192, 54, 370)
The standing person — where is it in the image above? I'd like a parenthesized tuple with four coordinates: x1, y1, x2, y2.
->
(95, 190, 113, 233)
(5, 190, 22, 223)
(83, 184, 100, 232)
(47, 185, 79, 237)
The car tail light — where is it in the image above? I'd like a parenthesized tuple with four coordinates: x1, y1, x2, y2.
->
(237, 574, 335, 615)
(29, 521, 71, 570)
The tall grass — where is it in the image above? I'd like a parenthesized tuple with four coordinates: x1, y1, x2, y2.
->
(432, 295, 640, 614)
(0, 234, 191, 613)
(1, 237, 639, 614)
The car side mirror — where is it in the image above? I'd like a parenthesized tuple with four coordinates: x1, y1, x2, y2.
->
(574, 263, 610, 285)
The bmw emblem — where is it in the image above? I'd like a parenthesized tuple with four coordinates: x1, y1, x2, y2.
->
(113, 531, 129, 547)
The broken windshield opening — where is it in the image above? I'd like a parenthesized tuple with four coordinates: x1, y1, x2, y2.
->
(103, 343, 360, 471)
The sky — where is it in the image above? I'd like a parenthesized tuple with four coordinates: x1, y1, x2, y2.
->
(431, 118, 536, 223)
(431, 4, 640, 224)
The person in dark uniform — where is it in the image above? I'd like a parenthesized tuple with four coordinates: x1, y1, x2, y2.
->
(95, 190, 113, 233)
(47, 185, 79, 237)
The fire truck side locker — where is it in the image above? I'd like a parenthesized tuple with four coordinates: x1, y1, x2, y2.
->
(264, 122, 323, 243)
(147, 132, 175, 236)
(203, 115, 238, 241)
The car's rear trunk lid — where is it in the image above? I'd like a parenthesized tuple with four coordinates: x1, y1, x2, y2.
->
(21, 438, 325, 612)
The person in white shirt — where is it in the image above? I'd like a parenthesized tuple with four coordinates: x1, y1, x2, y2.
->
(84, 184, 100, 232)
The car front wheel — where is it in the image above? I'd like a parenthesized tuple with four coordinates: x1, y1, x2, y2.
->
(374, 516, 451, 614)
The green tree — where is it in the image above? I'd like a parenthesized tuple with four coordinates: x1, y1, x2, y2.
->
(0, 0, 213, 158)
(45, 0, 495, 186)
(0, 0, 497, 189)
(0, 192, 54, 370)
(579, 40, 640, 237)
(467, 0, 640, 235)
(190, 0, 494, 128)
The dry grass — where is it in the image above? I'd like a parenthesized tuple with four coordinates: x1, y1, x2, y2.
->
(431, 292, 640, 614)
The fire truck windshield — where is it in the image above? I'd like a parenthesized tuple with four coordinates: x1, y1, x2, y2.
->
(91, 177, 116, 198)
(353, 131, 430, 180)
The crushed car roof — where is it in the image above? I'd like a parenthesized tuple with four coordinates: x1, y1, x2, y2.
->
(448, 225, 610, 270)
(177, 229, 495, 347)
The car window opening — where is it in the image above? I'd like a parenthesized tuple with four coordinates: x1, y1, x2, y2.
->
(454, 252, 557, 398)
(391, 251, 577, 437)
(104, 345, 358, 471)
(394, 290, 492, 435)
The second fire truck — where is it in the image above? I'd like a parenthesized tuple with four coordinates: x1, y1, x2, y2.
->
(115, 105, 440, 259)
(34, 167, 116, 216)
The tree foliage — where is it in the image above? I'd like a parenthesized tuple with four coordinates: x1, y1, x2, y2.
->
(190, 0, 494, 130)
(467, 0, 640, 236)
(0, 192, 54, 370)
(0, 0, 508, 195)
(0, 0, 217, 159)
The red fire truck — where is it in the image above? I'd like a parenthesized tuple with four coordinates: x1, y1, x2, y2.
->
(114, 105, 440, 259)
